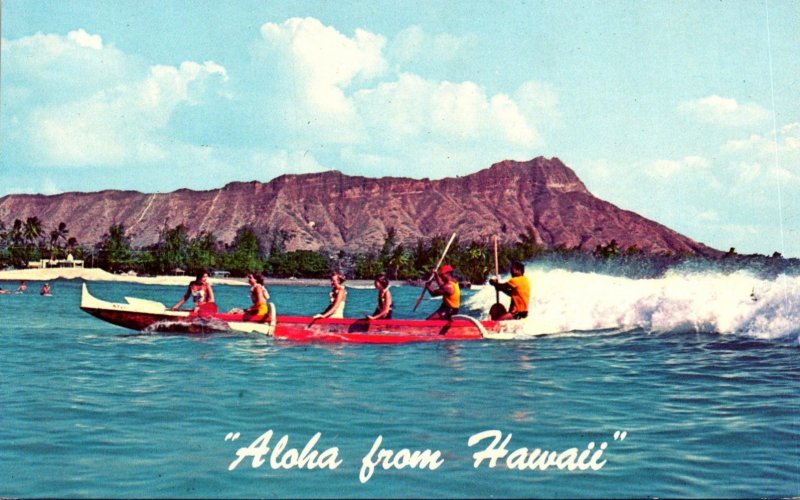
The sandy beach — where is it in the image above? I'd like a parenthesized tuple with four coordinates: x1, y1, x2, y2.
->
(0, 267, 382, 288)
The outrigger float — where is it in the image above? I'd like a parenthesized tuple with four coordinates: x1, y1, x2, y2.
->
(80, 284, 512, 342)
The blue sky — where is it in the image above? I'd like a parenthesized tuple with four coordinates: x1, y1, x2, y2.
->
(2, 0, 798, 256)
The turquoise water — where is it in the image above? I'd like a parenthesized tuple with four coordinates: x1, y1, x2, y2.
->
(1, 272, 798, 498)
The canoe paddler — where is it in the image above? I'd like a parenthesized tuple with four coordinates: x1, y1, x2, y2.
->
(425, 264, 460, 320)
(314, 272, 347, 319)
(244, 272, 270, 321)
(489, 260, 530, 320)
(171, 270, 216, 313)
(367, 274, 393, 320)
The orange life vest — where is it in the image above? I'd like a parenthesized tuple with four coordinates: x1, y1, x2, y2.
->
(443, 281, 460, 309)
(507, 275, 530, 314)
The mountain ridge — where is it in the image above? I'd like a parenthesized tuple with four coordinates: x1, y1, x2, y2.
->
(0, 156, 722, 257)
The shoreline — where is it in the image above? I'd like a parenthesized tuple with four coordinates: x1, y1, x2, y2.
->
(0, 267, 392, 288)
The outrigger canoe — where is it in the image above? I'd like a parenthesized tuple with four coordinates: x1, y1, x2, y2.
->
(80, 284, 276, 335)
(80, 284, 512, 342)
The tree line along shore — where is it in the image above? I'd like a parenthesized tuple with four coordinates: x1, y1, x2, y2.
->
(2, 217, 797, 284)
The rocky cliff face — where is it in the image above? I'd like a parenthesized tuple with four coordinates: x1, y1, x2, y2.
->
(0, 157, 721, 256)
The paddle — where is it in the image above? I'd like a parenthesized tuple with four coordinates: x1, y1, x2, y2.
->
(489, 235, 508, 320)
(413, 232, 457, 311)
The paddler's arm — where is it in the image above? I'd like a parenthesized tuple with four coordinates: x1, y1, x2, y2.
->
(425, 271, 446, 295)
(425, 282, 443, 297)
(489, 278, 513, 296)
(428, 281, 455, 297)
(170, 287, 191, 310)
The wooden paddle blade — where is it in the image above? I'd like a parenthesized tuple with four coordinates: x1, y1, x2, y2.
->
(489, 303, 507, 321)
(412, 287, 427, 311)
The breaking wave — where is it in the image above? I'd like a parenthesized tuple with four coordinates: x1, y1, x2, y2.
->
(465, 267, 800, 341)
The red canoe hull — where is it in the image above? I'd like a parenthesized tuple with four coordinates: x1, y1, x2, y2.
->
(273, 316, 502, 343)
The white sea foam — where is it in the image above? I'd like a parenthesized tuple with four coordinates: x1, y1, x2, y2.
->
(465, 268, 800, 340)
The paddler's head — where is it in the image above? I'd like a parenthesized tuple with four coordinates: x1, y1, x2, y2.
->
(331, 272, 346, 285)
(438, 264, 454, 280)
(375, 274, 389, 290)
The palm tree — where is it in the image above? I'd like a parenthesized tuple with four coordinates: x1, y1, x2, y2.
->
(388, 245, 411, 279)
(49, 222, 69, 258)
(9, 219, 24, 247)
(454, 241, 490, 284)
(98, 223, 133, 272)
(23, 216, 43, 248)
(14, 217, 43, 265)
(7, 219, 25, 265)
(0, 221, 8, 266)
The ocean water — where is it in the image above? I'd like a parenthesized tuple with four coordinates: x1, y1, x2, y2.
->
(1, 268, 798, 498)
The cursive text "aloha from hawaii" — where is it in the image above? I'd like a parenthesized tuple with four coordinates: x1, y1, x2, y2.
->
(226, 429, 629, 483)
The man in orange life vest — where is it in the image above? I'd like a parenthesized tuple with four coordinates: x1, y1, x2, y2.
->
(425, 264, 460, 320)
(489, 260, 531, 320)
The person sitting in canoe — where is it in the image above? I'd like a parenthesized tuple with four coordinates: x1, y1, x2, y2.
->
(171, 270, 216, 313)
(367, 274, 393, 320)
(314, 272, 347, 319)
(489, 260, 530, 320)
(425, 264, 460, 320)
(244, 272, 270, 321)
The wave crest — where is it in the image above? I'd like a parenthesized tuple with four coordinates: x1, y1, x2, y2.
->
(465, 268, 799, 340)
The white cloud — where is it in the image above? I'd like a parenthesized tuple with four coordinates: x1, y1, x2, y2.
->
(645, 155, 710, 179)
(731, 161, 763, 186)
(679, 95, 771, 127)
(720, 123, 800, 188)
(783, 123, 800, 151)
(252, 149, 329, 176)
(4, 18, 557, 183)
(1, 30, 134, 102)
(67, 28, 103, 50)
(723, 122, 800, 156)
(41, 178, 62, 195)
(246, 18, 550, 174)
(697, 210, 719, 222)
(354, 73, 541, 150)
(5, 29, 229, 167)
(389, 25, 474, 65)
(772, 166, 798, 185)
(514, 81, 561, 124)
(256, 17, 386, 131)
(578, 159, 613, 179)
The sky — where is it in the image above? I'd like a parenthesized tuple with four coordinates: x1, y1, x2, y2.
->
(1, 0, 798, 257)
